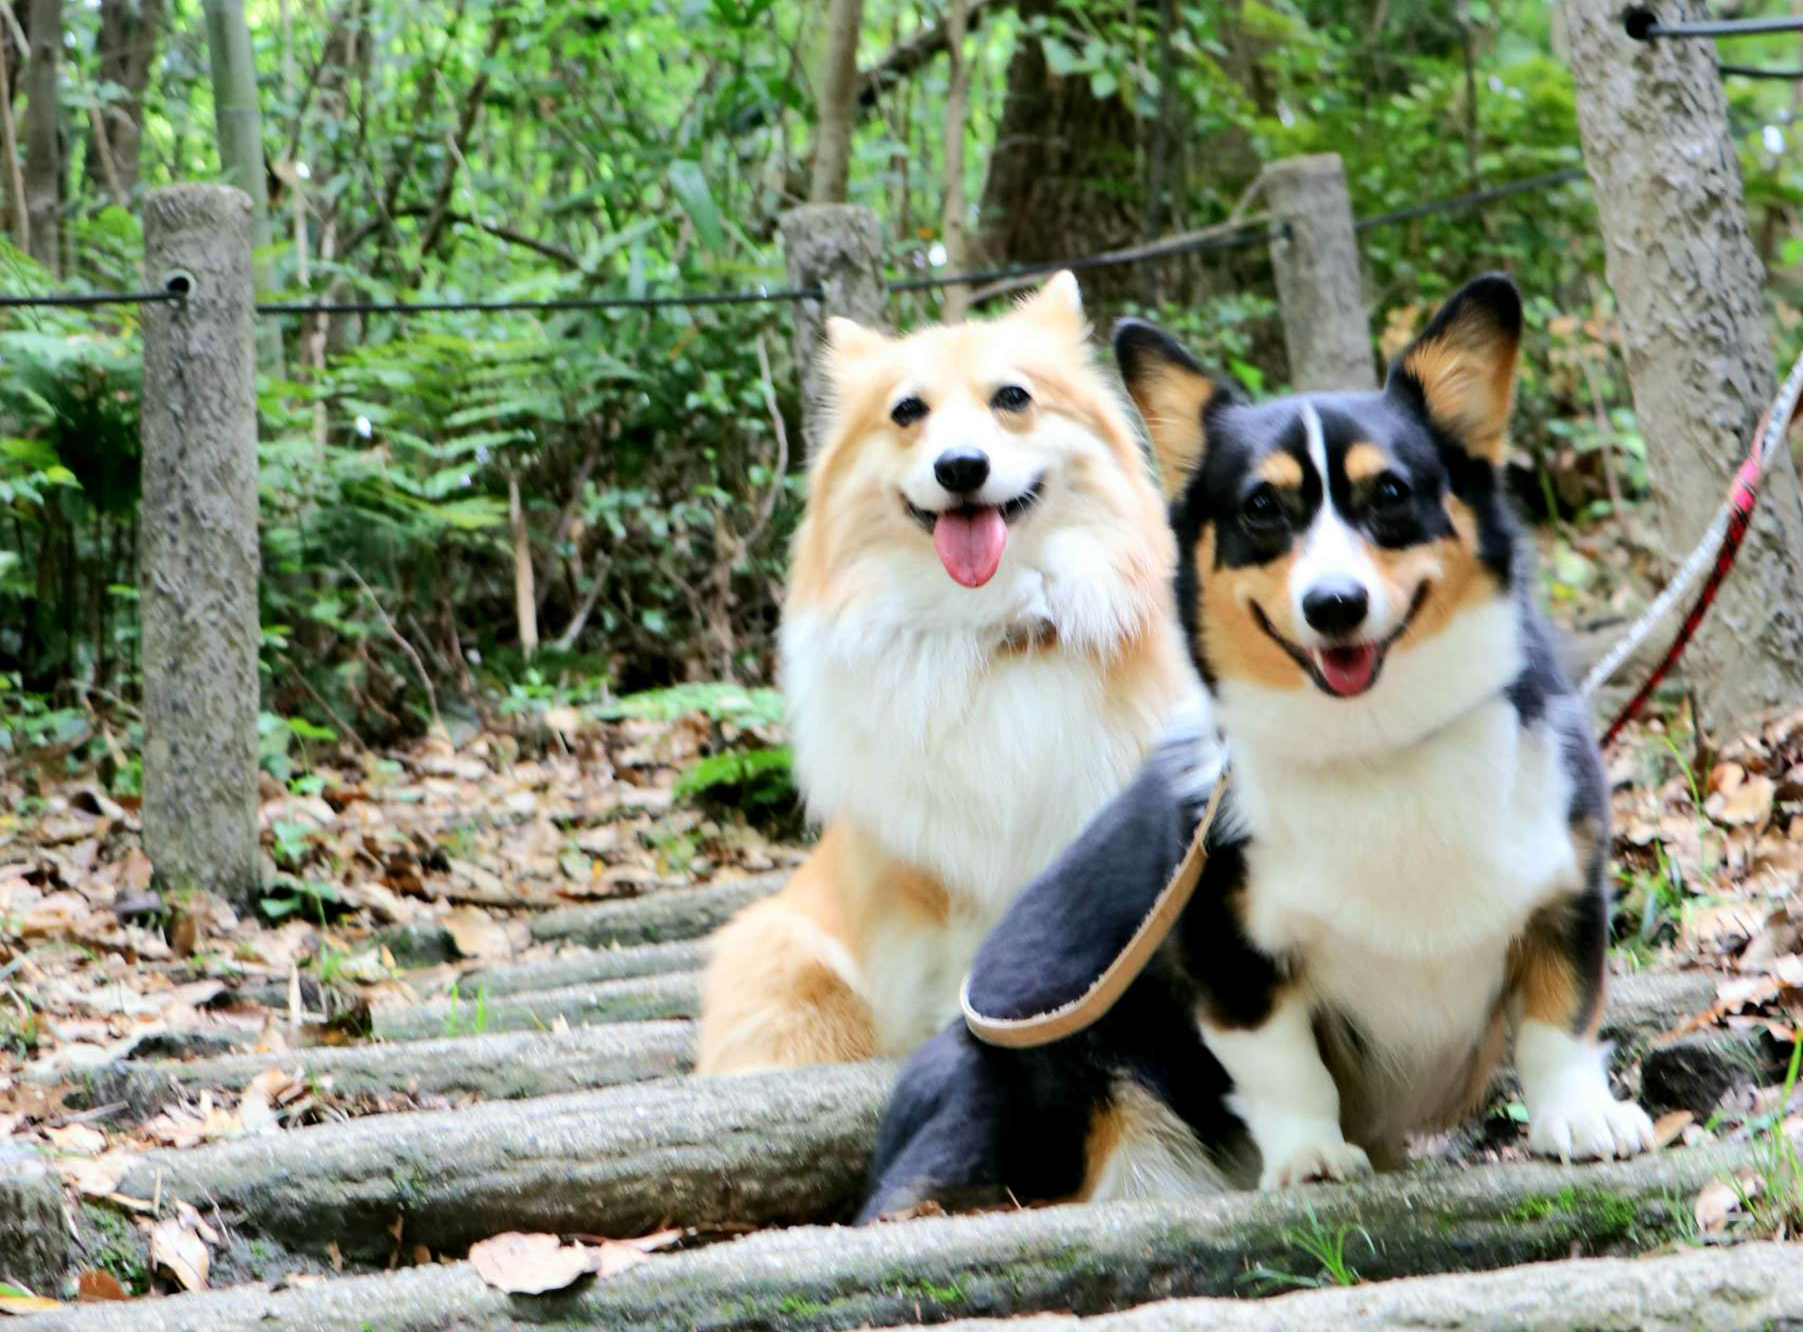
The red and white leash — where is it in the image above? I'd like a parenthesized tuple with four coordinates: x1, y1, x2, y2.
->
(1579, 347, 1803, 746)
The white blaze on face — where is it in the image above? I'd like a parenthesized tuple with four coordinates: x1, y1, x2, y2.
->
(1286, 402, 1390, 646)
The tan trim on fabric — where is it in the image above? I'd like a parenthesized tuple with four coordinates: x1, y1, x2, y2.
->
(961, 771, 1231, 1049)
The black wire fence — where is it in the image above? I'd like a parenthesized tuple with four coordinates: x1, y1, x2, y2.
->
(4, 3, 1798, 317)
(0, 167, 1586, 319)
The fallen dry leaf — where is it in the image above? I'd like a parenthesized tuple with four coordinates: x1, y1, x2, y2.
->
(442, 906, 512, 961)
(75, 1270, 129, 1302)
(56, 1152, 128, 1198)
(148, 1217, 209, 1292)
(0, 1282, 63, 1315)
(1693, 1170, 1763, 1233)
(588, 1240, 653, 1280)
(45, 1122, 107, 1155)
(468, 1232, 592, 1294)
(239, 1066, 302, 1133)
(1708, 774, 1776, 827)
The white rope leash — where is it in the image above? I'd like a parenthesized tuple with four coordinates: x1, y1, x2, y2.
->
(1579, 347, 1803, 700)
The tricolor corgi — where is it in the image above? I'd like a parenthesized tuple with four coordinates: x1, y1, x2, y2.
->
(696, 273, 1199, 1073)
(861, 274, 1654, 1216)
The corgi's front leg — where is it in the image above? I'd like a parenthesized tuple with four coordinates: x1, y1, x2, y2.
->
(1202, 990, 1371, 1189)
(1509, 899, 1654, 1162)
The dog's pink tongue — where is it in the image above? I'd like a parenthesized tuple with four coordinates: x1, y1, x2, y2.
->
(1317, 644, 1378, 696)
(933, 506, 1007, 588)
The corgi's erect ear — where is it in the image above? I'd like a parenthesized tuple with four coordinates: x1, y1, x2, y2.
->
(1015, 269, 1085, 335)
(1387, 273, 1522, 465)
(824, 315, 890, 364)
(1113, 318, 1228, 502)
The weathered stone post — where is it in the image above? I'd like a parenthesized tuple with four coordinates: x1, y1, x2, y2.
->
(1562, 0, 1803, 734)
(140, 185, 262, 908)
(779, 204, 886, 453)
(1260, 154, 1376, 392)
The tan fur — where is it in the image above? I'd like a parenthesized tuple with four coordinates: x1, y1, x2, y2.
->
(1342, 441, 1389, 483)
(1507, 873, 1605, 1042)
(1125, 357, 1215, 501)
(1402, 315, 1519, 464)
(1194, 529, 1309, 692)
(699, 274, 1193, 1073)
(1258, 452, 1304, 489)
(1075, 1081, 1229, 1202)
(1362, 495, 1496, 654)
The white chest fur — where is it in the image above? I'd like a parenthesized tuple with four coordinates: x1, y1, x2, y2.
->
(783, 602, 1172, 919)
(1234, 697, 1579, 1059)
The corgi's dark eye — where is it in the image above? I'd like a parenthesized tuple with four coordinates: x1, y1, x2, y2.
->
(891, 396, 929, 428)
(990, 384, 1032, 413)
(1241, 484, 1285, 532)
(1371, 473, 1412, 514)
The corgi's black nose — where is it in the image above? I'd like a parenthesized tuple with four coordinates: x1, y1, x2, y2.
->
(933, 450, 989, 495)
(1302, 581, 1369, 636)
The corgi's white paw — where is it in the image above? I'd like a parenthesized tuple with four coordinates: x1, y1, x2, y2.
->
(1528, 1090, 1655, 1162)
(1257, 1133, 1372, 1189)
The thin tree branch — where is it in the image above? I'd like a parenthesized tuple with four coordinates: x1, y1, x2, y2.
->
(858, 0, 1006, 110)
(536, 429, 603, 615)
(743, 333, 791, 556)
(553, 554, 613, 652)
(340, 561, 442, 736)
(418, 14, 510, 262)
(87, 105, 127, 208)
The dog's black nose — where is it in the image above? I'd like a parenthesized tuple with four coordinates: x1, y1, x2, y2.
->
(1302, 581, 1369, 636)
(933, 449, 990, 495)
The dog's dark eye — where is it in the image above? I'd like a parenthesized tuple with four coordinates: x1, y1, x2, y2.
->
(1240, 484, 1285, 532)
(1371, 473, 1412, 514)
(891, 396, 929, 428)
(990, 384, 1032, 413)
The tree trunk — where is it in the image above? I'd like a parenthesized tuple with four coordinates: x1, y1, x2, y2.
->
(34, 1143, 1774, 1326)
(19, 1242, 1803, 1332)
(370, 970, 698, 1042)
(976, 0, 1141, 303)
(809, 0, 863, 202)
(0, 8, 24, 250)
(201, 0, 283, 376)
(115, 1061, 895, 1268)
(938, 0, 972, 321)
(21, 0, 59, 273)
(92, 1020, 695, 1123)
(1561, 0, 1803, 736)
(96, 0, 164, 200)
(375, 871, 787, 965)
(88, 970, 1773, 1272)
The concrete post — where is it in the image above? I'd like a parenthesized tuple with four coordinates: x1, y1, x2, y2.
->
(1260, 154, 1376, 392)
(1562, 0, 1803, 735)
(779, 204, 886, 453)
(140, 185, 262, 909)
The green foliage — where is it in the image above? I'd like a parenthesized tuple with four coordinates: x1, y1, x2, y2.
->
(4, 0, 1800, 742)
(601, 682, 785, 727)
(674, 744, 796, 811)
(443, 984, 492, 1038)
(1241, 1206, 1374, 1292)
(1740, 1036, 1803, 1239)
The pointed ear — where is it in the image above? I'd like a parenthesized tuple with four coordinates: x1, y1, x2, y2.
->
(1113, 318, 1229, 502)
(1014, 270, 1085, 335)
(824, 315, 890, 363)
(1386, 274, 1522, 464)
